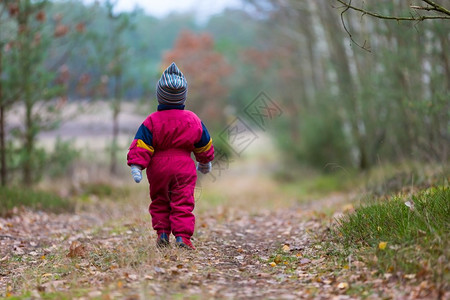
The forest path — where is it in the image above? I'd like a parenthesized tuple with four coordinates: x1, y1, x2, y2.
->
(0, 138, 436, 299)
(0, 192, 347, 299)
(1, 191, 430, 299)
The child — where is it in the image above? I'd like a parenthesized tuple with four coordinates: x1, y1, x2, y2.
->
(127, 62, 214, 250)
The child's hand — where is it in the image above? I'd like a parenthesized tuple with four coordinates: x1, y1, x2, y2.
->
(130, 165, 143, 183)
(197, 162, 212, 174)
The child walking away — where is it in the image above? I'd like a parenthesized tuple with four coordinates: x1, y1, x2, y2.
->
(127, 63, 214, 250)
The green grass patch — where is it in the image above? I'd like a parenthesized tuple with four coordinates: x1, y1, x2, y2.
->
(0, 186, 74, 217)
(279, 171, 354, 200)
(336, 186, 449, 277)
(337, 186, 449, 245)
(79, 183, 130, 199)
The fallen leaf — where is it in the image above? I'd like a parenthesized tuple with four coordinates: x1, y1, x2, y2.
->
(299, 258, 311, 265)
(37, 285, 45, 292)
(282, 244, 290, 253)
(126, 274, 138, 281)
(404, 200, 415, 210)
(88, 291, 102, 298)
(274, 255, 282, 264)
(270, 262, 277, 267)
(378, 241, 387, 250)
(342, 204, 354, 212)
(337, 282, 349, 290)
(67, 241, 86, 258)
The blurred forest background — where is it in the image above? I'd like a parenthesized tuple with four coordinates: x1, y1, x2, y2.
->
(0, 0, 449, 188)
(0, 1, 449, 298)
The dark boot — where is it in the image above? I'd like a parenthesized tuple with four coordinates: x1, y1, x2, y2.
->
(175, 236, 195, 250)
(156, 233, 170, 248)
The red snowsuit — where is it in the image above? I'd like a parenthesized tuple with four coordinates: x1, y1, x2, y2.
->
(127, 105, 214, 239)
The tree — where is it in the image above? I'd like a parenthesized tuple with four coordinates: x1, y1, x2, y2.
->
(0, 1, 17, 186)
(2, 0, 83, 185)
(83, 1, 135, 174)
(242, 0, 449, 169)
(162, 30, 233, 128)
(105, 1, 135, 175)
(14, 0, 65, 185)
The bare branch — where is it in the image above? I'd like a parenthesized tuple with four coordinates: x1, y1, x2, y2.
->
(335, 0, 450, 21)
(339, 0, 371, 51)
(421, 0, 450, 16)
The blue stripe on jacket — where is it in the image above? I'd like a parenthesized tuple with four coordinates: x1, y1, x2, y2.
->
(134, 124, 153, 147)
(194, 122, 211, 148)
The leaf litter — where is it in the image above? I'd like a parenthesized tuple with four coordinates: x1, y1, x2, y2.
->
(0, 194, 448, 299)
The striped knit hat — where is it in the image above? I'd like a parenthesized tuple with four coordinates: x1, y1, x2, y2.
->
(156, 62, 188, 105)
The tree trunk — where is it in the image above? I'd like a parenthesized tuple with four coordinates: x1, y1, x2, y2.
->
(20, 0, 34, 186)
(110, 73, 122, 175)
(439, 34, 450, 91)
(0, 48, 5, 186)
(315, 0, 369, 169)
(23, 98, 34, 186)
(110, 104, 119, 174)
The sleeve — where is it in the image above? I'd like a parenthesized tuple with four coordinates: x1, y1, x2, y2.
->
(127, 121, 154, 169)
(193, 121, 215, 164)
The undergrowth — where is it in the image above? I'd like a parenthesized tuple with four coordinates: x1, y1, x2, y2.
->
(335, 185, 449, 280)
(0, 187, 74, 218)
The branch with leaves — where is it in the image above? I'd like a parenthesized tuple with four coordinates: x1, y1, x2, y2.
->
(335, 0, 450, 21)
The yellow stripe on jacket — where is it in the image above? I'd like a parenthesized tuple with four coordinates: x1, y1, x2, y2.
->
(193, 138, 212, 153)
(137, 139, 154, 154)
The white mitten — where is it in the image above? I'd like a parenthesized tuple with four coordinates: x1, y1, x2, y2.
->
(130, 165, 143, 183)
(196, 162, 212, 174)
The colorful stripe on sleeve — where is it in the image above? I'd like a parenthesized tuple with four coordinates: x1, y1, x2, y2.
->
(135, 124, 154, 154)
(194, 122, 212, 153)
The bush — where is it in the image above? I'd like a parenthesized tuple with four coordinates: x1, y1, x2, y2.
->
(273, 100, 352, 171)
(47, 138, 80, 178)
(298, 111, 352, 170)
(0, 187, 74, 217)
(7, 142, 48, 184)
(5, 138, 79, 184)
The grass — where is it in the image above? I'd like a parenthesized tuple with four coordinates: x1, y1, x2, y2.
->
(278, 170, 356, 201)
(335, 186, 449, 278)
(78, 183, 130, 199)
(2, 222, 190, 299)
(0, 187, 74, 217)
(337, 186, 449, 246)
